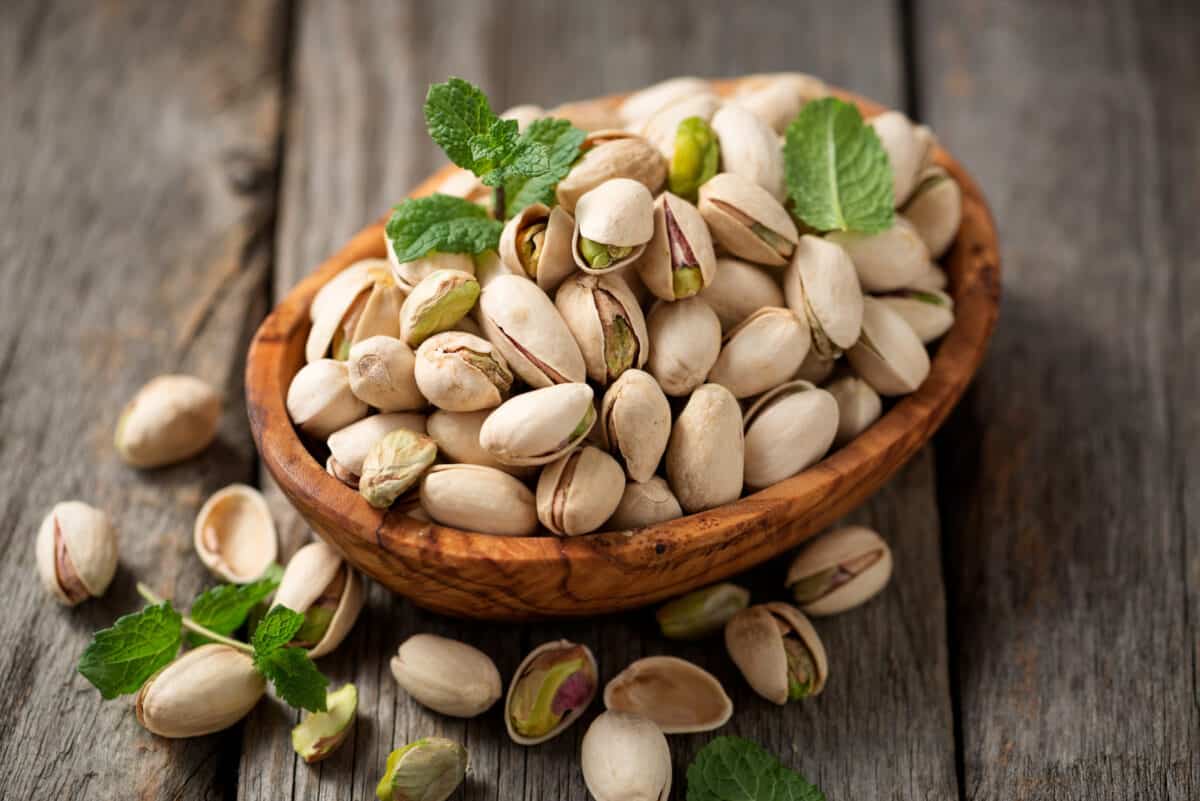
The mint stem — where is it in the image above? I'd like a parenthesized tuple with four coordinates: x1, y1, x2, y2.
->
(136, 582, 255, 654)
(493, 185, 505, 220)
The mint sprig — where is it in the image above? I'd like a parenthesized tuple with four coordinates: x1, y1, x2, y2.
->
(502, 117, 586, 218)
(252, 606, 329, 712)
(687, 737, 825, 801)
(186, 571, 280, 646)
(386, 194, 504, 264)
(77, 602, 182, 699)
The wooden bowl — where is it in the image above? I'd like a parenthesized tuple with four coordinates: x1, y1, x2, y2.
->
(246, 79, 1000, 621)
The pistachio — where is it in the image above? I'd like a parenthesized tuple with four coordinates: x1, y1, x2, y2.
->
(499, 203, 576, 292)
(656, 582, 750, 640)
(273, 541, 365, 658)
(827, 217, 930, 293)
(287, 358, 369, 438)
(479, 382, 595, 466)
(698, 172, 799, 267)
(359, 429, 438, 508)
(786, 526, 893, 615)
(114, 375, 221, 468)
(376, 737, 468, 801)
(556, 134, 667, 214)
(724, 602, 827, 704)
(599, 369, 671, 482)
(878, 288, 955, 344)
(292, 684, 358, 763)
(707, 307, 811, 399)
(35, 501, 118, 606)
(573, 179, 655, 273)
(869, 110, 931, 207)
(307, 259, 404, 361)
(193, 484, 278, 584)
(846, 296, 931, 396)
(908, 261, 949, 292)
(699, 257, 785, 331)
(667, 116, 720, 199)
(326, 412, 428, 488)
(783, 235, 864, 359)
(505, 640, 598, 745)
(742, 380, 839, 489)
(556, 273, 649, 384)
(501, 103, 545, 131)
(389, 247, 477, 292)
(390, 633, 502, 717)
(641, 93, 724, 159)
(645, 297, 722, 397)
(902, 166, 962, 258)
(536, 446, 626, 536)
(135, 644, 266, 738)
(419, 464, 538, 536)
(824, 373, 883, 445)
(399, 269, 480, 347)
(581, 711, 672, 801)
(634, 191, 717, 301)
(425, 409, 535, 478)
(414, 331, 513, 412)
(549, 100, 624, 133)
(710, 103, 787, 200)
(606, 477, 683, 530)
(793, 347, 837, 384)
(478, 274, 586, 387)
(619, 75, 712, 125)
(731, 72, 829, 133)
(603, 656, 733, 734)
(347, 336, 425, 412)
(666, 383, 744, 513)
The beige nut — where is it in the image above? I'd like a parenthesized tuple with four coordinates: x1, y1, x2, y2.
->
(742, 380, 839, 489)
(346, 336, 424, 412)
(707, 307, 811, 399)
(555, 272, 649, 385)
(698, 172, 799, 267)
(699, 257, 785, 331)
(307, 259, 404, 361)
(724, 602, 828, 704)
(606, 477, 683, 530)
(286, 359, 368, 439)
(359, 429, 438, 509)
(786, 525, 893, 616)
(390, 634, 502, 717)
(824, 373, 883, 446)
(641, 93, 724, 159)
(35, 501, 118, 605)
(826, 217, 930, 293)
(902, 166, 962, 258)
(581, 711, 672, 801)
(619, 76, 713, 126)
(555, 135, 666, 214)
(783, 235, 864, 359)
(135, 644, 266, 738)
(498, 204, 577, 292)
(710, 103, 786, 200)
(645, 297, 722, 397)
(869, 110, 932, 207)
(425, 409, 535, 479)
(634, 191, 717, 301)
(536, 446, 626, 536)
(846, 296, 931, 396)
(878, 288, 955, 344)
(193, 484, 278, 584)
(666, 383, 744, 513)
(326, 412, 428, 488)
(387, 241, 476, 291)
(419, 464, 538, 536)
(478, 274, 586, 387)
(273, 540, 365, 658)
(115, 375, 221, 468)
(414, 331, 513, 412)
(599, 369, 671, 483)
(573, 179, 655, 273)
(479, 382, 595, 467)
(731, 72, 829, 133)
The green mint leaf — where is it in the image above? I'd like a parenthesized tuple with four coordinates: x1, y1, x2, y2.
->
(784, 97, 893, 234)
(77, 602, 183, 699)
(251, 605, 305, 654)
(503, 117, 586, 218)
(255, 646, 330, 713)
(385, 194, 503, 262)
(186, 573, 281, 646)
(687, 737, 825, 801)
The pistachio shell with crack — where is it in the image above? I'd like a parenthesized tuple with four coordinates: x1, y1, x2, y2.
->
(292, 684, 358, 763)
(731, 72, 829, 133)
(743, 380, 838, 489)
(419, 464, 538, 536)
(599, 369, 671, 482)
(390, 633, 502, 718)
(724, 602, 828, 704)
(359, 429, 438, 508)
(666, 383, 744, 513)
(479, 382, 595, 467)
(902, 166, 962, 258)
(869, 110, 931, 207)
(634, 191, 717, 301)
(505, 640, 598, 745)
(606, 477, 683, 530)
(326, 412, 428, 488)
(414, 331, 513, 412)
(646, 296, 722, 397)
(699, 257, 785, 331)
(573, 179, 655, 273)
(273, 541, 365, 658)
(827, 217, 930, 293)
(115, 375, 222, 469)
(376, 737, 468, 801)
(707, 307, 810, 399)
(786, 525, 893, 616)
(555, 134, 666, 214)
(499, 204, 576, 292)
(287, 359, 369, 438)
(536, 446, 626, 536)
(135, 644, 266, 738)
(399, 269, 480, 347)
(193, 484, 278, 584)
(698, 172, 799, 267)
(478, 274, 587, 387)
(879, 288, 955, 344)
(556, 272, 649, 384)
(783, 235, 864, 359)
(603, 656, 733, 734)
(346, 336, 425, 411)
(847, 296, 931, 396)
(710, 103, 786, 200)
(425, 409, 535, 478)
(619, 76, 712, 126)
(823, 373, 883, 446)
(581, 711, 672, 801)
(36, 501, 118, 605)
(307, 259, 404, 361)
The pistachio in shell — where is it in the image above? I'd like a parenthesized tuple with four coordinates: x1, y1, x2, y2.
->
(135, 644, 266, 738)
(641, 92, 724, 160)
(824, 373, 883, 446)
(645, 296, 722, 397)
(376, 737, 468, 801)
(35, 500, 118, 606)
(573, 178, 655, 273)
(724, 602, 828, 704)
(193, 484, 279, 584)
(634, 191, 717, 301)
(869, 111, 933, 207)
(326, 412, 428, 488)
(902, 166, 962, 258)
(794, 348, 837, 384)
(555, 134, 666, 214)
(581, 711, 672, 801)
(292, 684, 358, 763)
(346, 336, 425, 412)
(606, 477, 683, 530)
(731, 72, 829, 133)
(698, 172, 799, 267)
(666, 383, 744, 513)
(908, 261, 949, 292)
(878, 288, 955, 344)
(536, 446, 626, 536)
(599, 369, 671, 483)
(710, 102, 786, 200)
(414, 331, 513, 412)
(399, 269, 480, 348)
(742, 380, 839, 489)
(603, 656, 733, 734)
(478, 382, 595, 467)
(115, 374, 222, 469)
(786, 525, 893, 616)
(419, 464, 538, 536)
(359, 429, 438, 509)
(619, 75, 712, 126)
(307, 259, 404, 361)
(273, 540, 365, 658)
(826, 216, 930, 293)
(667, 116, 720, 200)
(477, 274, 586, 387)
(390, 633, 502, 718)
(505, 640, 598, 745)
(499, 203, 576, 292)
(699, 257, 785, 331)
(286, 358, 369, 439)
(783, 235, 864, 359)
(555, 272, 649, 384)
(846, 296, 931, 396)
(707, 307, 811, 399)
(425, 409, 534, 478)
(655, 582, 751, 640)
(472, 247, 523, 289)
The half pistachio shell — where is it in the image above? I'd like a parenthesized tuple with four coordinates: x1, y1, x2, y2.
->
(634, 192, 717, 301)
(273, 540, 365, 658)
(619, 76, 712, 126)
(556, 134, 666, 214)
(193, 484, 278, 584)
(656, 582, 751, 640)
(292, 684, 358, 763)
(479, 382, 595, 467)
(135, 644, 266, 738)
(376, 738, 468, 801)
(646, 296, 722, 397)
(606, 477, 683, 530)
(824, 374, 883, 446)
(537, 445, 626, 536)
(743, 381, 839, 489)
(603, 656, 733, 734)
(420, 464, 538, 536)
(499, 203, 577, 292)
(827, 217, 930, 293)
(556, 272, 649, 384)
(414, 331, 513, 412)
(505, 640, 598, 745)
(390, 633, 502, 718)
(699, 257, 785, 331)
(582, 711, 672, 801)
(710, 103, 786, 200)
(307, 259, 403, 362)
(707, 307, 810, 399)
(847, 296, 931, 396)
(287, 359, 369, 439)
(326, 412, 428, 488)
(426, 409, 535, 479)
(731, 72, 828, 133)
(573, 179, 655, 273)
(666, 383, 744, 513)
(359, 429, 438, 509)
(902, 166, 962, 258)
(724, 602, 828, 704)
(869, 110, 931, 207)
(599, 369, 671, 483)
(399, 269, 480, 348)
(879, 288, 955, 344)
(36, 501, 118, 605)
(115, 375, 222, 468)
(783, 235, 864, 359)
(698, 172, 799, 267)
(786, 525, 893, 616)
(346, 336, 425, 412)
(478, 274, 586, 387)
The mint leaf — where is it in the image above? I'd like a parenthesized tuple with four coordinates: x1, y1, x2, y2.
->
(255, 646, 329, 713)
(784, 97, 893, 234)
(186, 574, 281, 646)
(77, 603, 182, 699)
(386, 194, 503, 263)
(251, 605, 305, 653)
(687, 737, 825, 801)
(503, 117, 586, 218)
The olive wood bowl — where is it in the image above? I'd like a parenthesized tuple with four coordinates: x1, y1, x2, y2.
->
(246, 78, 1000, 621)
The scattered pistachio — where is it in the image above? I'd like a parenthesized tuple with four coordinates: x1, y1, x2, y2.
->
(135, 644, 266, 738)
(786, 526, 893, 616)
(292, 684, 358, 763)
(376, 737, 468, 801)
(656, 582, 750, 640)
(506, 640, 598, 745)
(390, 633, 502, 718)
(115, 375, 221, 468)
(35, 501, 118, 606)
(581, 711, 672, 801)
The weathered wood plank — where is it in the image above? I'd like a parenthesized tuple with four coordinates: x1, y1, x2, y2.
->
(918, 0, 1200, 798)
(0, 1, 286, 799)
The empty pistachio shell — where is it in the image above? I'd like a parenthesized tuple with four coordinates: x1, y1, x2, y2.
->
(135, 644, 266, 738)
(908, 262, 949, 292)
(573, 179, 655, 273)
(634, 191, 717, 301)
(419, 464, 538, 536)
(606, 477, 683, 530)
(641, 93, 724, 160)
(501, 103, 544, 131)
(847, 296, 931, 396)
(399, 269, 480, 348)
(326, 412, 428, 488)
(793, 347, 837, 384)
(869, 110, 931, 207)
(786, 526, 893, 615)
(824, 374, 883, 445)
(581, 711, 672, 801)
(879, 288, 955, 344)
(193, 484, 278, 584)
(414, 331, 513, 412)
(537, 446, 626, 536)
(646, 297, 722, 397)
(387, 236, 476, 291)
(827, 217, 930, 293)
(273, 541, 365, 658)
(732, 72, 828, 133)
(784, 235, 864, 359)
(667, 116, 720, 200)
(599, 369, 671, 483)
(360, 429, 438, 508)
(698, 172, 799, 267)
(478, 274, 586, 387)
(292, 684, 358, 763)
(425, 409, 534, 478)
(556, 135, 666, 214)
(707, 307, 810, 399)
(699, 257, 785, 331)
(506, 640, 598, 745)
(724, 602, 828, 704)
(346, 336, 425, 411)
(499, 203, 576, 292)
(556, 273, 649, 384)
(479, 383, 595, 467)
(620, 75, 712, 125)
(115, 375, 221, 468)
(710, 103, 786, 200)
(307, 259, 404, 362)
(603, 656, 733, 734)
(376, 737, 468, 801)
(35, 501, 118, 605)
(655, 582, 751, 640)
(902, 167, 962, 258)
(743, 380, 839, 489)
(287, 359, 369, 438)
(666, 383, 744, 513)
(390, 634, 502, 717)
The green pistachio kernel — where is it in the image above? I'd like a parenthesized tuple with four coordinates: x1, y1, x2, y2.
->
(579, 237, 634, 270)
(568, 404, 596, 445)
(509, 644, 596, 739)
(672, 266, 703, 299)
(669, 116, 720, 200)
(783, 637, 818, 701)
(750, 223, 794, 258)
(517, 222, 547, 278)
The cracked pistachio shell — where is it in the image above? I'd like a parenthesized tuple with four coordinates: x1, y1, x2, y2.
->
(549, 100, 624, 132)
(743, 380, 839, 489)
(399, 269, 481, 347)
(556, 273, 649, 384)
(478, 274, 586, 387)
(480, 382, 596, 467)
(390, 634, 502, 717)
(698, 172, 799, 267)
(656, 583, 751, 641)
(606, 477, 683, 530)
(847, 296, 931, 396)
(710, 103, 786, 200)
(292, 684, 358, 763)
(793, 347, 837, 384)
(387, 238, 477, 291)
(326, 412, 428, 488)
(505, 640, 598, 745)
(556, 135, 666, 214)
(724, 602, 828, 704)
(619, 76, 712, 125)
(786, 525, 893, 616)
(501, 103, 544, 131)
(784, 235, 864, 359)
(432, 167, 491, 205)
(666, 383, 744, 513)
(499, 204, 576, 292)
(376, 737, 468, 801)
(135, 644, 266, 738)
(603, 656, 733, 734)
(634, 192, 717, 301)
(573, 179, 655, 273)
(537, 446, 626, 536)
(641, 93, 724, 159)
(827, 216, 930, 293)
(869, 110, 931, 207)
(646, 297, 722, 397)
(194, 484, 278, 584)
(419, 464, 538, 536)
(426, 410, 536, 479)
(581, 711, 672, 801)
(274, 540, 366, 658)
(287, 359, 369, 438)
(731, 72, 829, 133)
(307, 259, 404, 362)
(902, 166, 962, 258)
(600, 369, 671, 483)
(879, 288, 955, 344)
(36, 501, 117, 605)
(115, 375, 221, 468)
(347, 336, 424, 412)
(699, 257, 785, 331)
(414, 331, 513, 412)
(707, 307, 810, 399)
(909, 262, 949, 292)
(824, 374, 882, 446)
(360, 429, 438, 508)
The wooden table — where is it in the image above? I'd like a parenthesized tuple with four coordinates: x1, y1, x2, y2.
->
(1, 1, 1196, 798)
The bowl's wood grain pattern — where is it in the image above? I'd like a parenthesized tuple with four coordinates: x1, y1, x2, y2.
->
(246, 79, 1000, 620)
